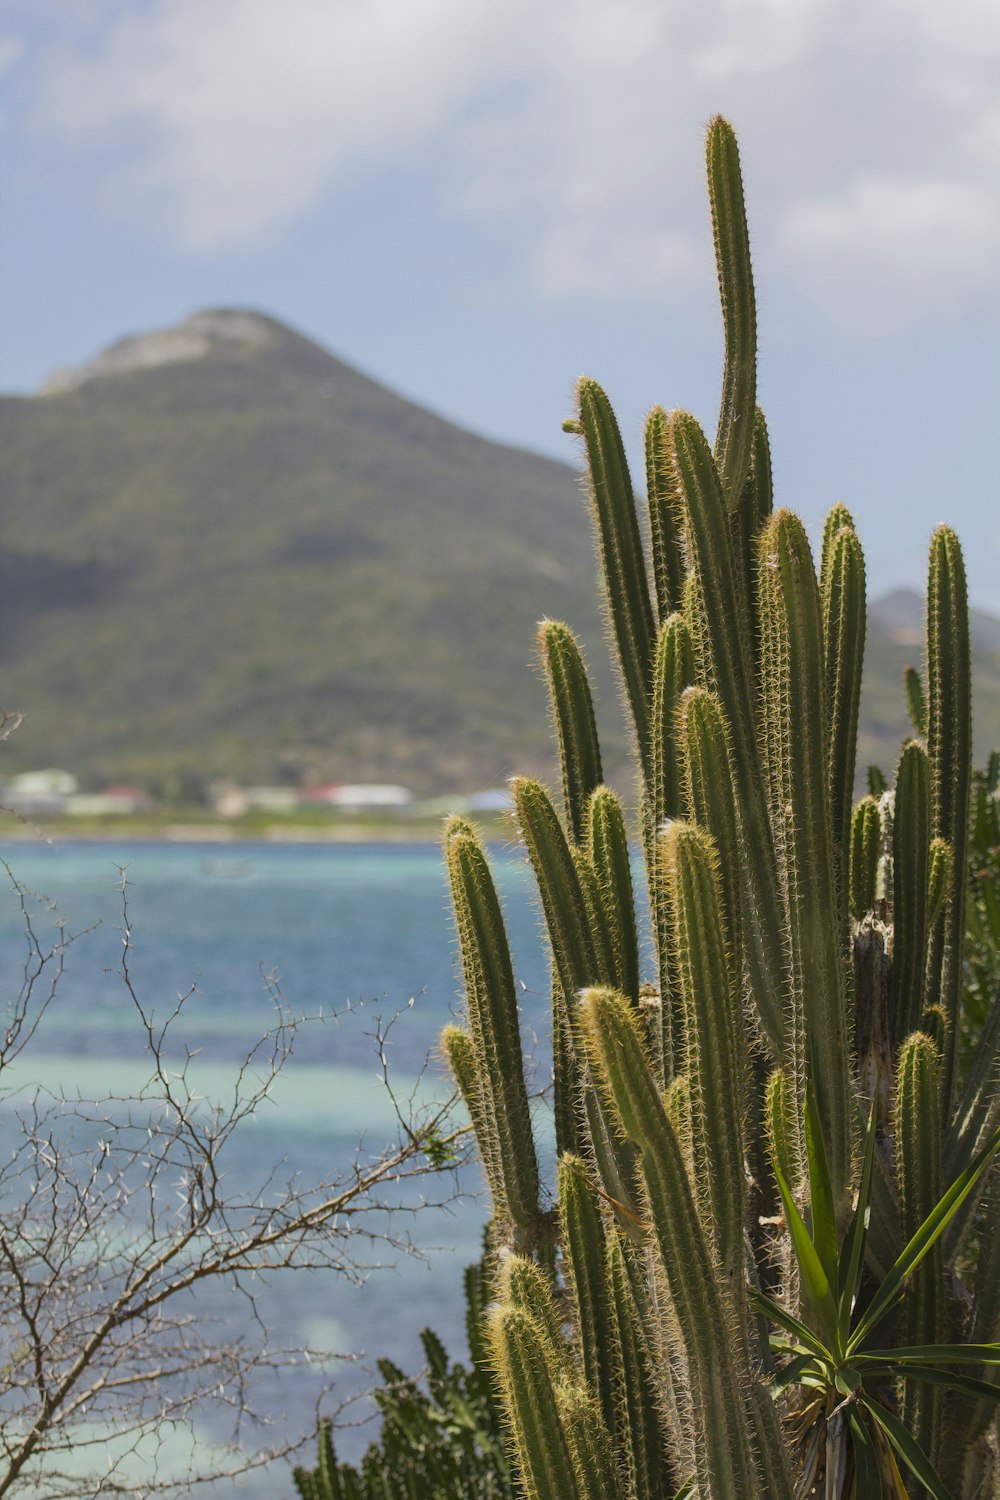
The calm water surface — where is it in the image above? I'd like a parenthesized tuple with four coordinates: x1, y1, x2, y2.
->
(0, 839, 555, 1495)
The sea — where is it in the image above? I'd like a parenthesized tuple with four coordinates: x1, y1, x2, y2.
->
(0, 838, 556, 1497)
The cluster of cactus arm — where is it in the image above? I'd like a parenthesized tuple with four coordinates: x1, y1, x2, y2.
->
(441, 117, 1000, 1499)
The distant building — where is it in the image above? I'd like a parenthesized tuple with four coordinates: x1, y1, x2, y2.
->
(300, 783, 413, 812)
(212, 785, 300, 818)
(298, 783, 341, 806)
(2, 769, 79, 816)
(64, 786, 151, 817)
(6, 769, 78, 797)
(413, 789, 513, 817)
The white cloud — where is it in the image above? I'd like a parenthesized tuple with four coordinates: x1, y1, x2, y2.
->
(27, 0, 1000, 328)
(885, 0, 1000, 58)
(782, 174, 1000, 324)
(964, 103, 1000, 170)
(32, 0, 532, 251)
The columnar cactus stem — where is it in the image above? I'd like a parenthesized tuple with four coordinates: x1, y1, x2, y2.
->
(510, 779, 595, 992)
(441, 1022, 498, 1192)
(558, 1155, 618, 1431)
(556, 1385, 622, 1500)
(444, 822, 541, 1234)
(731, 405, 773, 655)
(573, 846, 620, 991)
(649, 612, 695, 834)
(667, 409, 787, 1060)
(850, 795, 882, 922)
(925, 836, 953, 934)
(765, 1066, 802, 1190)
(678, 687, 744, 1002)
(925, 525, 972, 1112)
(538, 620, 603, 845)
(511, 775, 592, 1156)
(757, 509, 851, 1205)
(644, 405, 685, 623)
(707, 114, 757, 511)
(668, 412, 753, 754)
(660, 822, 746, 1284)
(499, 1257, 567, 1353)
(819, 501, 855, 587)
(575, 377, 656, 766)
(604, 1231, 671, 1500)
(891, 740, 932, 1044)
(819, 512, 866, 934)
(746, 405, 773, 527)
(896, 1033, 945, 1469)
(649, 612, 696, 1068)
(588, 787, 640, 1004)
(579, 987, 763, 1500)
(513, 775, 642, 1202)
(487, 1301, 576, 1500)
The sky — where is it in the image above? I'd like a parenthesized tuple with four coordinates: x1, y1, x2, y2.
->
(2, 0, 999, 611)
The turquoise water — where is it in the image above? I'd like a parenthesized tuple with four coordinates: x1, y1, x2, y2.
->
(0, 839, 552, 1495)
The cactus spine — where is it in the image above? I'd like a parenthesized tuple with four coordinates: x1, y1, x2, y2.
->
(441, 116, 1000, 1499)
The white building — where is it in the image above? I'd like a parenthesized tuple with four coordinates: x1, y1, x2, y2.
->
(2, 769, 79, 816)
(302, 783, 413, 812)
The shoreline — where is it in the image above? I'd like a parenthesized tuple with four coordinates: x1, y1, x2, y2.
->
(0, 818, 510, 846)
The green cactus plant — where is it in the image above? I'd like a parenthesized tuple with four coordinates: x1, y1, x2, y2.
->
(441, 114, 1000, 1498)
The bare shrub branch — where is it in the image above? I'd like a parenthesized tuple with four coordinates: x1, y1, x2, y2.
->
(0, 867, 468, 1498)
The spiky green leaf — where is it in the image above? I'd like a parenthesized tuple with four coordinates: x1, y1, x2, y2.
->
(850, 1122, 1000, 1353)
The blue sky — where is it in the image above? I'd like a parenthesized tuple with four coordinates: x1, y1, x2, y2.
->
(2, 0, 999, 610)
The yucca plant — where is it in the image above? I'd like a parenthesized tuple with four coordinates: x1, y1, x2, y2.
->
(440, 117, 1000, 1498)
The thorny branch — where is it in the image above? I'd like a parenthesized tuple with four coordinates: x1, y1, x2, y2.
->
(0, 866, 470, 1498)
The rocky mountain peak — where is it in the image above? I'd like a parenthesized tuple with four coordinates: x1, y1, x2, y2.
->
(38, 309, 277, 396)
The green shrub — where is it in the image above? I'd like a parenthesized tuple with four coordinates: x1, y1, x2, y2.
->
(291, 1257, 511, 1500)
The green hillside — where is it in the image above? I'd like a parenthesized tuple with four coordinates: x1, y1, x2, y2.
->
(0, 311, 616, 796)
(1, 309, 997, 797)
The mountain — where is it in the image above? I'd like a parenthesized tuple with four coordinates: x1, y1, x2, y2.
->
(0, 310, 615, 796)
(1, 309, 998, 798)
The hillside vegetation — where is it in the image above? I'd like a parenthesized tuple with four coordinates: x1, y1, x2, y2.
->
(1, 310, 997, 796)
